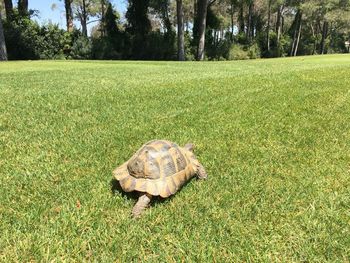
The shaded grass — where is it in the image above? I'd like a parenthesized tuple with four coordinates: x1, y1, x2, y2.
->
(0, 55, 349, 261)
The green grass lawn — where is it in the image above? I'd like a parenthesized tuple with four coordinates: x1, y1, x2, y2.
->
(0, 55, 349, 261)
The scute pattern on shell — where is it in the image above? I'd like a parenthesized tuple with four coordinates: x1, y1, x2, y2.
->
(113, 140, 198, 198)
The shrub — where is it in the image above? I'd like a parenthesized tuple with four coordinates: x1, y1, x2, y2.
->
(39, 24, 70, 59)
(257, 31, 290, 58)
(4, 16, 69, 60)
(235, 32, 249, 45)
(4, 17, 41, 59)
(206, 37, 231, 61)
(227, 44, 249, 60)
(70, 35, 92, 59)
(146, 30, 176, 60)
(91, 37, 121, 60)
(247, 43, 261, 59)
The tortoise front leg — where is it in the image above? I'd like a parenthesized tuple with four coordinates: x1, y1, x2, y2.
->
(132, 193, 152, 218)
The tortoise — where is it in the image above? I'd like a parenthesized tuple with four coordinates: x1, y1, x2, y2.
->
(113, 140, 207, 217)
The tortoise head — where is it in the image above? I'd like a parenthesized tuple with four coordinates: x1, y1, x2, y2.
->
(183, 143, 208, 180)
(183, 143, 195, 152)
(127, 157, 145, 178)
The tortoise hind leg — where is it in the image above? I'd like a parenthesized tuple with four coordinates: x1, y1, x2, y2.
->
(197, 163, 208, 179)
(132, 193, 152, 218)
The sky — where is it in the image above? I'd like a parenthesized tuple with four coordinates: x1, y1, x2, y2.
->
(28, 0, 127, 34)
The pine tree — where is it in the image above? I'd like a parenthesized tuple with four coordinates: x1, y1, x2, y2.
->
(104, 2, 119, 38)
(125, 0, 151, 59)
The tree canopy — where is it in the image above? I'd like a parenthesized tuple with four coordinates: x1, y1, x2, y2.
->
(1, 0, 350, 61)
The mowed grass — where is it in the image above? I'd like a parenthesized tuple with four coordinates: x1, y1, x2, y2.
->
(0, 55, 349, 262)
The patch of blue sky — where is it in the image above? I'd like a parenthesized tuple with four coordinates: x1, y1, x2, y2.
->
(28, 0, 127, 35)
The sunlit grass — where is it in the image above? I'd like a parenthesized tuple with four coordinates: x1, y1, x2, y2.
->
(0, 55, 349, 261)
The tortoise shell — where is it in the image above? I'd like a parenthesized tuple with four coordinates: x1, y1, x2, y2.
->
(113, 140, 199, 198)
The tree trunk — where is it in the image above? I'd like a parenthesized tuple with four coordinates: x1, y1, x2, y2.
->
(194, 0, 197, 18)
(293, 15, 302, 56)
(101, 0, 105, 36)
(18, 0, 29, 17)
(176, 0, 185, 61)
(246, 2, 253, 42)
(250, 11, 255, 39)
(230, 2, 234, 41)
(82, 19, 88, 37)
(4, 0, 14, 20)
(290, 10, 302, 56)
(276, 4, 283, 48)
(238, 0, 244, 34)
(0, 12, 8, 61)
(310, 23, 316, 55)
(164, 5, 172, 34)
(196, 0, 209, 61)
(81, 0, 88, 36)
(64, 0, 74, 33)
(320, 21, 328, 54)
(267, 0, 271, 53)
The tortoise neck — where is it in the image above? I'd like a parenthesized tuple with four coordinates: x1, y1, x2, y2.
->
(184, 143, 194, 152)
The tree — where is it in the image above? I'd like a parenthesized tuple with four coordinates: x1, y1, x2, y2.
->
(2, 0, 350, 61)
(238, 0, 245, 33)
(64, 0, 74, 32)
(275, 1, 285, 50)
(18, 0, 29, 17)
(177, 0, 185, 60)
(79, 0, 88, 36)
(287, 0, 304, 57)
(125, 0, 151, 59)
(104, 2, 118, 38)
(0, 12, 8, 61)
(246, 0, 254, 42)
(267, 0, 271, 53)
(228, 0, 236, 40)
(126, 0, 151, 36)
(181, 0, 195, 32)
(100, 0, 106, 36)
(149, 0, 172, 33)
(3, 0, 13, 20)
(73, 0, 100, 36)
(196, 0, 209, 60)
(290, 9, 303, 56)
(148, 0, 176, 60)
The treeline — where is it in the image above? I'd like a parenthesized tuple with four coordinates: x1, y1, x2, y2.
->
(1, 0, 350, 61)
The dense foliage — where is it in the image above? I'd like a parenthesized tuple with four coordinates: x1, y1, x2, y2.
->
(1, 0, 350, 60)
